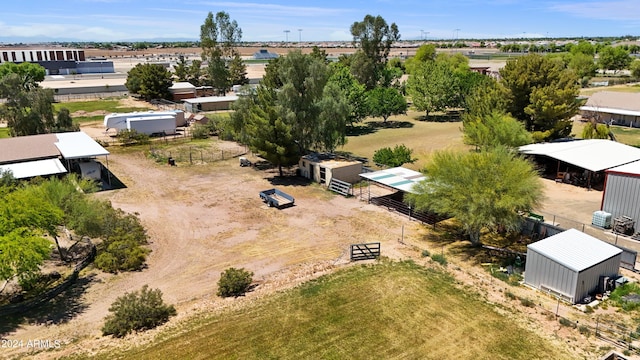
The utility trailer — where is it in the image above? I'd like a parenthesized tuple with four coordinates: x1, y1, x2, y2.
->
(259, 188, 294, 208)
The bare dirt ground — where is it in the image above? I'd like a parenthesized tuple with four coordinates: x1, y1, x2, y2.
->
(2, 138, 633, 359)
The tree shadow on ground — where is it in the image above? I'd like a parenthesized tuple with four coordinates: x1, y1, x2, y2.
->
(368, 120, 414, 129)
(267, 175, 311, 187)
(346, 124, 377, 137)
(0, 274, 97, 336)
(414, 114, 462, 123)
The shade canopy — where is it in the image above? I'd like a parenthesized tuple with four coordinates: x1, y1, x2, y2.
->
(359, 167, 425, 194)
(0, 158, 67, 179)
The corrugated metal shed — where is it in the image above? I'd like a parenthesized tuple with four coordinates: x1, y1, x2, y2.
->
(359, 167, 425, 194)
(527, 228, 622, 272)
(519, 139, 640, 172)
(602, 161, 640, 226)
(525, 229, 622, 303)
(0, 158, 67, 179)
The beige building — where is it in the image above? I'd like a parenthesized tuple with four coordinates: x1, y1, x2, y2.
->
(299, 154, 363, 185)
(580, 91, 640, 128)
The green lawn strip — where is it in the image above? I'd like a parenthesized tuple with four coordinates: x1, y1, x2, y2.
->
(0, 127, 10, 138)
(82, 261, 572, 360)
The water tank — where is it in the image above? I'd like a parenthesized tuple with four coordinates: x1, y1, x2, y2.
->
(592, 210, 612, 229)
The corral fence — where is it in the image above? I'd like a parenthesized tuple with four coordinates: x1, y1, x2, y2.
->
(368, 192, 448, 226)
(0, 241, 96, 318)
(53, 91, 129, 102)
(148, 143, 247, 165)
(350, 242, 381, 261)
(328, 178, 353, 197)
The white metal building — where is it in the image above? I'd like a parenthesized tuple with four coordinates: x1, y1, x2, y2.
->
(602, 161, 640, 227)
(524, 228, 622, 303)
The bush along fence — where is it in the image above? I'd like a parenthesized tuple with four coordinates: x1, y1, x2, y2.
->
(0, 243, 97, 318)
(149, 145, 247, 166)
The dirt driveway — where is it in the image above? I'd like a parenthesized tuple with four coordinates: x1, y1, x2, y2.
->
(3, 148, 415, 358)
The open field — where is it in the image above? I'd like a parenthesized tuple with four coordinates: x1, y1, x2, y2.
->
(71, 261, 574, 360)
(339, 111, 467, 170)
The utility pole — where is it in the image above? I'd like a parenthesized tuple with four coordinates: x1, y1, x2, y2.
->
(454, 28, 460, 41)
(284, 30, 290, 42)
(298, 29, 302, 42)
(420, 30, 424, 40)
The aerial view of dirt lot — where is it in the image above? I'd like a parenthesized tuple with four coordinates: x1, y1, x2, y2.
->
(2, 108, 636, 359)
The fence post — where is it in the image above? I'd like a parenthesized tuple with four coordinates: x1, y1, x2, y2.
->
(595, 317, 599, 337)
(189, 147, 193, 165)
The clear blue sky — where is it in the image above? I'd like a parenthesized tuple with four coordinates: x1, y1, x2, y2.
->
(1, 0, 639, 42)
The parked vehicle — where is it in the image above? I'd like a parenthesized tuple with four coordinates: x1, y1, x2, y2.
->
(259, 188, 294, 208)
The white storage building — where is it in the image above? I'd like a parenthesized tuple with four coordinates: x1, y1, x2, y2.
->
(524, 228, 622, 303)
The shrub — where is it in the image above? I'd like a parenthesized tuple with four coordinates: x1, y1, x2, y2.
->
(421, 249, 430, 258)
(578, 325, 591, 337)
(559, 317, 577, 328)
(102, 285, 176, 338)
(505, 291, 517, 300)
(217, 267, 254, 297)
(191, 124, 210, 139)
(117, 129, 150, 145)
(431, 254, 447, 266)
(519, 297, 535, 308)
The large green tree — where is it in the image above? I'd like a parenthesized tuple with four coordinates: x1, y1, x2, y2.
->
(350, 15, 400, 89)
(0, 62, 45, 91)
(125, 63, 172, 100)
(234, 51, 349, 175)
(597, 46, 632, 73)
(499, 54, 579, 140)
(366, 87, 407, 122)
(406, 147, 543, 245)
(405, 44, 436, 74)
(327, 63, 368, 126)
(407, 61, 459, 119)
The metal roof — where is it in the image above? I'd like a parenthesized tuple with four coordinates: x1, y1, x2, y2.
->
(606, 160, 640, 176)
(54, 132, 109, 159)
(519, 139, 640, 172)
(169, 82, 196, 90)
(359, 167, 425, 194)
(183, 96, 239, 104)
(0, 133, 59, 164)
(584, 91, 640, 112)
(527, 229, 622, 272)
(0, 158, 67, 179)
(580, 106, 640, 117)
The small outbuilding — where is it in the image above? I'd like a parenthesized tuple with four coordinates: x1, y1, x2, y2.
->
(580, 91, 640, 128)
(299, 153, 363, 185)
(524, 228, 622, 303)
(169, 82, 197, 101)
(601, 160, 640, 229)
(183, 95, 239, 112)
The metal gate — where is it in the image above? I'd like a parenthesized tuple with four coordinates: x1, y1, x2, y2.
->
(350, 242, 381, 261)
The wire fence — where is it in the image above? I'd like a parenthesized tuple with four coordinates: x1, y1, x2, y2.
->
(148, 143, 247, 165)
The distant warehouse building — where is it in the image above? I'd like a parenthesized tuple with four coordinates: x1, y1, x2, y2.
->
(0, 48, 113, 75)
(183, 96, 238, 112)
(524, 229, 622, 304)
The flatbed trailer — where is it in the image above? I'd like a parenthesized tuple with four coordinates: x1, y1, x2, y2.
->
(259, 188, 294, 208)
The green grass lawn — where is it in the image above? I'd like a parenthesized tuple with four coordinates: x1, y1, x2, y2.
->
(72, 261, 573, 360)
(572, 121, 640, 146)
(0, 127, 10, 138)
(580, 84, 640, 96)
(339, 110, 467, 170)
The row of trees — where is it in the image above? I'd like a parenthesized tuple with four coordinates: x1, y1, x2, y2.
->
(0, 62, 78, 136)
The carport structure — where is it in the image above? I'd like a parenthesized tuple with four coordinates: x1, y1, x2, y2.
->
(0, 131, 110, 182)
(519, 139, 640, 189)
(359, 167, 448, 224)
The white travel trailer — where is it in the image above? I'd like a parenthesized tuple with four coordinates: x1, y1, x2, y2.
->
(126, 115, 177, 135)
(104, 111, 181, 132)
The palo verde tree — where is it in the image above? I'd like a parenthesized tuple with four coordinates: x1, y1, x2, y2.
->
(463, 111, 533, 150)
(406, 146, 543, 246)
(499, 54, 579, 140)
(350, 14, 400, 90)
(125, 63, 172, 100)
